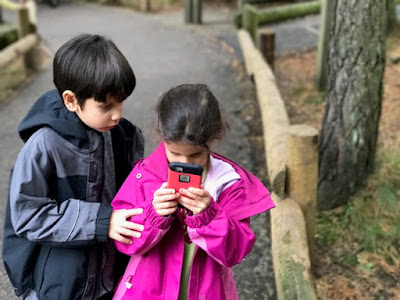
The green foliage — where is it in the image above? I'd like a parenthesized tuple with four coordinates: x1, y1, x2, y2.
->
(316, 151, 400, 264)
(343, 253, 358, 267)
(304, 94, 324, 104)
(358, 262, 374, 272)
(291, 84, 325, 105)
(315, 211, 340, 247)
(292, 86, 305, 96)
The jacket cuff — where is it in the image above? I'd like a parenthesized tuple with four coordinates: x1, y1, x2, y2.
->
(146, 202, 174, 229)
(186, 199, 218, 228)
(96, 204, 112, 243)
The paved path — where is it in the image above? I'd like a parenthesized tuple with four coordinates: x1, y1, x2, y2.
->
(0, 3, 279, 299)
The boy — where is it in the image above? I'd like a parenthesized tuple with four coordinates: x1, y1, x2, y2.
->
(2, 34, 144, 300)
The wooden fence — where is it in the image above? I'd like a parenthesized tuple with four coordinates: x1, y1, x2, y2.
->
(240, 1, 321, 42)
(237, 28, 318, 299)
(0, 0, 41, 71)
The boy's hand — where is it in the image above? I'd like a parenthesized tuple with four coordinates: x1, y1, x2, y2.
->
(109, 208, 144, 244)
(153, 182, 180, 217)
(178, 185, 211, 215)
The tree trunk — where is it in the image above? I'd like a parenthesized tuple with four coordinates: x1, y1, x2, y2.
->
(318, 0, 387, 209)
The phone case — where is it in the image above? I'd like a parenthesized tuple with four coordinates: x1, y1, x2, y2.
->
(167, 162, 203, 192)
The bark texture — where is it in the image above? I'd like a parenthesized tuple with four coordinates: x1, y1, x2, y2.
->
(318, 0, 387, 209)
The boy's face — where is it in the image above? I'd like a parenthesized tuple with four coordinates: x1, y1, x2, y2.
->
(63, 91, 123, 132)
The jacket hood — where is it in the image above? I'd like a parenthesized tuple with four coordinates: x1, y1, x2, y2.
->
(18, 89, 89, 148)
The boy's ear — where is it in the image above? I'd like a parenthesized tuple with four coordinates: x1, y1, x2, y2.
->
(63, 90, 79, 112)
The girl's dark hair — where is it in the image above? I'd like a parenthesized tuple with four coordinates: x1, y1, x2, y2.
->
(156, 84, 227, 147)
(53, 34, 136, 106)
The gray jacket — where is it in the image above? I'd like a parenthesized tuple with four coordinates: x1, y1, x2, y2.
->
(2, 90, 144, 300)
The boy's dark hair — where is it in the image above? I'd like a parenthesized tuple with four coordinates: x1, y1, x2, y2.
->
(53, 34, 136, 106)
(156, 84, 227, 147)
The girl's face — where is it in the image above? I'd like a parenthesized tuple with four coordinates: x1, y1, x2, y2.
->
(164, 141, 209, 168)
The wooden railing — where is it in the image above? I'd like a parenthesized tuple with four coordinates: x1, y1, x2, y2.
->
(0, 0, 40, 71)
(240, 1, 321, 42)
(238, 28, 318, 300)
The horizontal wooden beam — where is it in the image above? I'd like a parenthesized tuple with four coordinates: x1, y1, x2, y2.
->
(257, 0, 321, 25)
(271, 194, 316, 300)
(0, 0, 23, 11)
(0, 33, 39, 68)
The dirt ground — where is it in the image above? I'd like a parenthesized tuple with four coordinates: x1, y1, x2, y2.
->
(271, 41, 400, 299)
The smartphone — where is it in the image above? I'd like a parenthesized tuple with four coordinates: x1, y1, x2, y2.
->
(167, 162, 203, 193)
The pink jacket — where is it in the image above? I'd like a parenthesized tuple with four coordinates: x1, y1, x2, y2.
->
(112, 143, 275, 300)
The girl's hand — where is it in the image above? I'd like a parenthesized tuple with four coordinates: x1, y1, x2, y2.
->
(178, 185, 211, 215)
(153, 182, 180, 217)
(109, 208, 144, 244)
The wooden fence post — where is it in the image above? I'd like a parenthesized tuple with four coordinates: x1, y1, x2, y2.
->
(286, 124, 318, 258)
(139, 0, 150, 12)
(184, 0, 193, 23)
(192, 0, 201, 24)
(17, 1, 40, 72)
(242, 4, 259, 42)
(18, 7, 30, 38)
(315, 0, 334, 91)
(257, 28, 275, 69)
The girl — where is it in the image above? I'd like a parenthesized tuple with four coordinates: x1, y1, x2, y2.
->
(112, 84, 275, 300)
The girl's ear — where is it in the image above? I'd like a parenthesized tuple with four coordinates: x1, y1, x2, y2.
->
(63, 90, 79, 112)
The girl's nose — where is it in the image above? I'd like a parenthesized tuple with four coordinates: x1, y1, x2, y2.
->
(180, 157, 190, 164)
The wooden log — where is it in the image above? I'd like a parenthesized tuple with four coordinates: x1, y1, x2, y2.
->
(25, 0, 37, 33)
(387, 0, 397, 33)
(252, 49, 289, 197)
(237, 29, 257, 77)
(315, 0, 334, 91)
(18, 7, 30, 38)
(184, 0, 193, 23)
(139, 0, 150, 12)
(242, 4, 259, 42)
(0, 0, 23, 11)
(0, 33, 39, 68)
(192, 0, 201, 24)
(271, 194, 316, 300)
(286, 124, 318, 257)
(257, 0, 320, 25)
(257, 27, 275, 70)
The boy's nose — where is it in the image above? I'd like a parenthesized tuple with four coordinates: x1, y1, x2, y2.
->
(111, 106, 123, 121)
